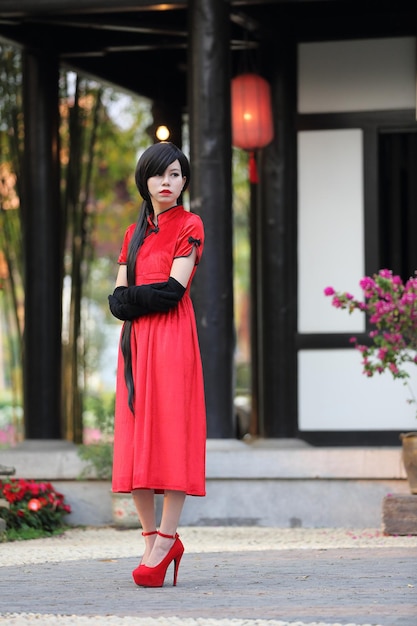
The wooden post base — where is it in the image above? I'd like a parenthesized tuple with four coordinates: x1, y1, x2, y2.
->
(382, 493, 417, 535)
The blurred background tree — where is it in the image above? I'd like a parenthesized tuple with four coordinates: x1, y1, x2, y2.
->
(0, 42, 250, 445)
(0, 45, 24, 444)
(0, 43, 152, 444)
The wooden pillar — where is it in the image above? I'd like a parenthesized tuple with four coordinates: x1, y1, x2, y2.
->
(22, 48, 62, 439)
(256, 33, 298, 437)
(188, 0, 235, 437)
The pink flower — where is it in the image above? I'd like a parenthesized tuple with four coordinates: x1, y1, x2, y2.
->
(378, 348, 388, 360)
(359, 276, 376, 290)
(406, 278, 417, 290)
(389, 363, 399, 374)
(28, 498, 42, 512)
(325, 269, 417, 396)
(379, 269, 392, 279)
(28, 483, 40, 496)
(324, 286, 335, 296)
(401, 292, 417, 304)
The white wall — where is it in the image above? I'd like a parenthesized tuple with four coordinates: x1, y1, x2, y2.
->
(298, 129, 365, 333)
(297, 38, 417, 431)
(298, 37, 416, 113)
(298, 350, 417, 431)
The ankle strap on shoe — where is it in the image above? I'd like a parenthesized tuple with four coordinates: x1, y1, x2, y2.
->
(142, 530, 157, 537)
(157, 531, 178, 539)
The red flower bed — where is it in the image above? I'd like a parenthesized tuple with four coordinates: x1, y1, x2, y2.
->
(0, 478, 71, 534)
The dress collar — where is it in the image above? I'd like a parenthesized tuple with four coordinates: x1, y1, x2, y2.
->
(147, 204, 183, 228)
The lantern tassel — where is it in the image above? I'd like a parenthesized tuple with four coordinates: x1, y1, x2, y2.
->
(248, 151, 258, 184)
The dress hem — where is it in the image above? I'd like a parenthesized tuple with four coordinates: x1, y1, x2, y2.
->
(112, 487, 206, 497)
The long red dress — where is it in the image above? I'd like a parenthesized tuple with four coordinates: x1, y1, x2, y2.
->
(111, 205, 206, 496)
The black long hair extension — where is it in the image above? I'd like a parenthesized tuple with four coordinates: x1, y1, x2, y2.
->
(120, 142, 190, 414)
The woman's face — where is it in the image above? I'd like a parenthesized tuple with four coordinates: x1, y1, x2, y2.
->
(147, 159, 186, 212)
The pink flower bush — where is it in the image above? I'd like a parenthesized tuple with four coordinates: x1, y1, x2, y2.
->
(324, 269, 417, 409)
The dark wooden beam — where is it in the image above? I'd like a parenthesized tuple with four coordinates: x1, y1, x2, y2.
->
(29, 16, 188, 36)
(0, 1, 185, 16)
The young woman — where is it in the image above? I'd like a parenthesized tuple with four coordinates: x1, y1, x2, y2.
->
(108, 142, 206, 587)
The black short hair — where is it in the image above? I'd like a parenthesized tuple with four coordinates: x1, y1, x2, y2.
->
(134, 142, 190, 203)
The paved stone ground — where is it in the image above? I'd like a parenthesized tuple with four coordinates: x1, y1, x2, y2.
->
(0, 527, 416, 626)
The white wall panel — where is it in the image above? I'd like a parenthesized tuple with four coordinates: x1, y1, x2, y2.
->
(298, 349, 417, 431)
(298, 37, 416, 113)
(298, 129, 365, 333)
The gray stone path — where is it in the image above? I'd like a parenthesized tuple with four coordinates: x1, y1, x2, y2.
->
(0, 527, 416, 626)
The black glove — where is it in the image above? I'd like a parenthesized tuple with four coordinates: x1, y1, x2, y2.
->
(108, 286, 148, 321)
(118, 277, 186, 312)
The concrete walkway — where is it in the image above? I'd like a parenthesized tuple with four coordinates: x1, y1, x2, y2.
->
(0, 527, 416, 626)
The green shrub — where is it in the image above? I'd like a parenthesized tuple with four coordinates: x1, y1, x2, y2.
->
(77, 441, 113, 480)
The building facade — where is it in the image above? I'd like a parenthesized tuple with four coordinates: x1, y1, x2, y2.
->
(0, 0, 416, 445)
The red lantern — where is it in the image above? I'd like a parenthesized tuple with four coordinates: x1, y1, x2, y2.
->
(231, 73, 274, 183)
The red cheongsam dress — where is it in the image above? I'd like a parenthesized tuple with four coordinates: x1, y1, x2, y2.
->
(111, 205, 206, 496)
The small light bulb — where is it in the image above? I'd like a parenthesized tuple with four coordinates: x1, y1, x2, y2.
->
(156, 125, 170, 141)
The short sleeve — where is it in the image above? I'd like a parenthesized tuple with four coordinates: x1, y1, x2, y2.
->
(117, 224, 136, 264)
(174, 213, 204, 264)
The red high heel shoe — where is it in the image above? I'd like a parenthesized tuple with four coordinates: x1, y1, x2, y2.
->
(132, 530, 157, 580)
(132, 531, 184, 587)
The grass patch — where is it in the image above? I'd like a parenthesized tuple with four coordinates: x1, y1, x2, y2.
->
(1, 525, 70, 542)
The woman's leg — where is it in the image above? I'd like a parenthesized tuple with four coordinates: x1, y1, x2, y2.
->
(132, 488, 157, 561)
(144, 490, 186, 567)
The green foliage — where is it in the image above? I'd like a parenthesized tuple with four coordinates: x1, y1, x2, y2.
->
(0, 44, 24, 423)
(93, 92, 152, 200)
(77, 441, 113, 480)
(2, 526, 69, 542)
(232, 147, 251, 373)
(232, 147, 250, 292)
(77, 391, 115, 480)
(0, 43, 24, 171)
(236, 361, 251, 392)
(90, 95, 152, 263)
(83, 391, 115, 436)
(0, 390, 23, 446)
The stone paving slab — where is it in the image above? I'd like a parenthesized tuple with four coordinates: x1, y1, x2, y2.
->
(0, 528, 416, 626)
(0, 613, 386, 626)
(0, 550, 416, 624)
